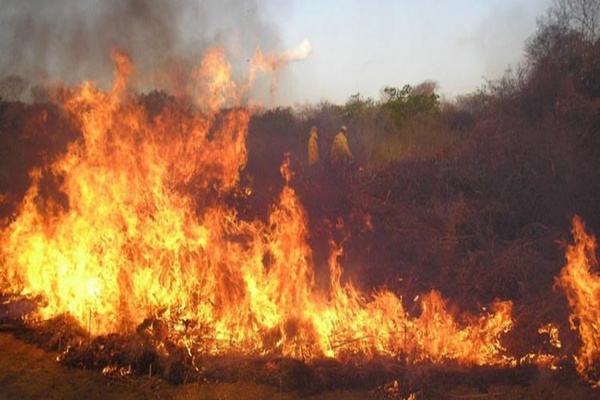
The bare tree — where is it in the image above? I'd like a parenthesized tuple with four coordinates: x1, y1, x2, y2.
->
(551, 0, 600, 41)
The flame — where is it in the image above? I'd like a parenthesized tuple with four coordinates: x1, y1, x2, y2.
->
(538, 323, 562, 350)
(246, 40, 311, 101)
(0, 48, 516, 366)
(192, 47, 238, 112)
(557, 216, 600, 386)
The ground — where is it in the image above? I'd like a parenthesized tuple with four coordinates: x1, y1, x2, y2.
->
(1, 331, 598, 400)
(0, 331, 370, 400)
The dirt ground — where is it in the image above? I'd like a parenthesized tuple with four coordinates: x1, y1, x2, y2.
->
(0, 330, 371, 400)
(0, 330, 598, 400)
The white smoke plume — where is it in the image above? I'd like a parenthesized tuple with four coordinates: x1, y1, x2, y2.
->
(283, 39, 312, 62)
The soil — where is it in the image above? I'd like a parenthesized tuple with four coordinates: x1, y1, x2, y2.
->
(0, 330, 369, 400)
(1, 330, 598, 400)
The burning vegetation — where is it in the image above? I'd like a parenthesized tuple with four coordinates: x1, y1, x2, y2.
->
(0, 47, 517, 366)
(0, 0, 600, 398)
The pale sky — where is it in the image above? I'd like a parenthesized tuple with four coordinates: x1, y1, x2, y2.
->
(0, 0, 554, 107)
(264, 0, 553, 105)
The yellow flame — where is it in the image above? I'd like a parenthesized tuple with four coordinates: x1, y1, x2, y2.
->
(557, 216, 600, 386)
(0, 49, 516, 365)
(538, 323, 562, 349)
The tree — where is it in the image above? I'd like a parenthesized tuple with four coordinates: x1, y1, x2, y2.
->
(0, 75, 28, 102)
(138, 90, 176, 120)
(551, 0, 600, 41)
(30, 85, 50, 104)
(343, 93, 374, 121)
(525, 0, 600, 105)
(380, 82, 440, 127)
(412, 80, 438, 97)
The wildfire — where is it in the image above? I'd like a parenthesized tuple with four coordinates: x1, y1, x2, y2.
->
(0, 46, 571, 370)
(557, 216, 600, 386)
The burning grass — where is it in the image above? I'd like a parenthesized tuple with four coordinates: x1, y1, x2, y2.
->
(0, 310, 544, 397)
(0, 50, 519, 364)
(0, 47, 599, 397)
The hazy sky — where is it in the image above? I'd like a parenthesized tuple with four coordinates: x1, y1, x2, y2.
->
(0, 0, 554, 106)
(267, 0, 554, 105)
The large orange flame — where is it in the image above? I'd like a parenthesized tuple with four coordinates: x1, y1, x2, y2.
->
(557, 216, 600, 386)
(0, 49, 516, 365)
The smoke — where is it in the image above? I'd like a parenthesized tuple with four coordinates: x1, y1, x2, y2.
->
(0, 0, 280, 92)
(475, 2, 544, 81)
(283, 39, 312, 62)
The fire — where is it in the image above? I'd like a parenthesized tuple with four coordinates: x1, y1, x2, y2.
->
(557, 216, 600, 386)
(538, 323, 562, 350)
(247, 39, 311, 101)
(0, 48, 517, 366)
(193, 47, 238, 112)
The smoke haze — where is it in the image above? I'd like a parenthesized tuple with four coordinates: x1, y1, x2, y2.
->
(0, 0, 280, 92)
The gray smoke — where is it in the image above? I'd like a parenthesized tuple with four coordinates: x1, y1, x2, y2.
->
(0, 0, 280, 93)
